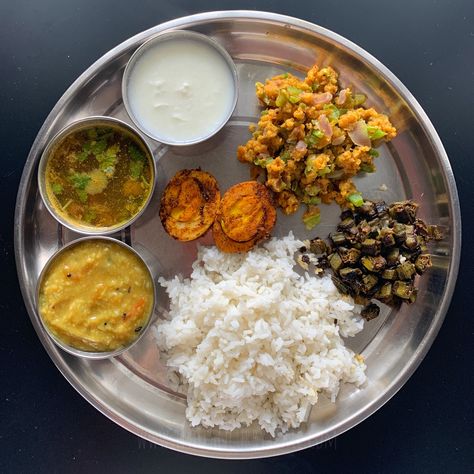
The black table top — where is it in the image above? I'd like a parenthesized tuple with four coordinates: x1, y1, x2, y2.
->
(1, 1, 473, 472)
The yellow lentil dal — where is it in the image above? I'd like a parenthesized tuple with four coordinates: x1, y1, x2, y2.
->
(38, 240, 154, 352)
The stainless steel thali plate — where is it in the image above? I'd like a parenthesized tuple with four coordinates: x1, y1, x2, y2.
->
(14, 11, 460, 458)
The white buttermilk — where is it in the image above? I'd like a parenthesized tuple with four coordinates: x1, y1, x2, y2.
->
(126, 38, 235, 143)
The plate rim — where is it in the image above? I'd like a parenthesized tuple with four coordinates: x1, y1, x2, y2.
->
(14, 10, 462, 459)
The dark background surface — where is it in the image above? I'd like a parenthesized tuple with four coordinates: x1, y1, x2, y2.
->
(1, 1, 473, 472)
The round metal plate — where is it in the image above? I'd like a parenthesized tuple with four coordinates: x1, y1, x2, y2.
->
(14, 11, 461, 459)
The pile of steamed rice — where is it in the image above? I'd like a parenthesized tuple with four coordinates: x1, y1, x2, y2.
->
(154, 233, 366, 436)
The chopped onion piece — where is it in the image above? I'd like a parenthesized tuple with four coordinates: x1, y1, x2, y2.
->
(348, 120, 371, 147)
(327, 169, 345, 179)
(318, 114, 333, 138)
(295, 140, 307, 152)
(331, 134, 346, 145)
(311, 92, 333, 104)
(336, 89, 348, 105)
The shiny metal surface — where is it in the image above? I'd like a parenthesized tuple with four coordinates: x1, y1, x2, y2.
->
(122, 30, 238, 146)
(14, 11, 461, 459)
(35, 236, 156, 359)
(37, 116, 156, 235)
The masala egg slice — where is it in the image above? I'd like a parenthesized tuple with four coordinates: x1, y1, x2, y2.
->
(159, 169, 220, 241)
(212, 219, 259, 253)
(218, 181, 276, 242)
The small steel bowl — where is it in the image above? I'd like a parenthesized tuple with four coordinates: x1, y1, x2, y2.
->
(35, 236, 156, 359)
(38, 116, 156, 235)
(122, 30, 238, 146)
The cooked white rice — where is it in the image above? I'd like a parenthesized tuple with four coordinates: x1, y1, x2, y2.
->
(154, 233, 366, 436)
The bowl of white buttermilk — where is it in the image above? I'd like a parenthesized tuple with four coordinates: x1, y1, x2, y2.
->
(122, 30, 238, 146)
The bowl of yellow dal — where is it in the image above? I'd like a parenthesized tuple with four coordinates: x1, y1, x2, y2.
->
(36, 237, 156, 358)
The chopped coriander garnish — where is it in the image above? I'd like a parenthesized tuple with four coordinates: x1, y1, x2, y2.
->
(129, 145, 145, 179)
(77, 150, 89, 162)
(76, 189, 88, 203)
(96, 144, 119, 177)
(77, 138, 107, 162)
(130, 160, 144, 180)
(69, 172, 91, 203)
(51, 183, 63, 195)
(91, 139, 107, 155)
(129, 145, 144, 162)
(69, 172, 91, 190)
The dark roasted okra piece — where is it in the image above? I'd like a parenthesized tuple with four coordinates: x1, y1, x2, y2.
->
(361, 302, 381, 321)
(382, 268, 397, 280)
(330, 232, 347, 246)
(415, 254, 432, 274)
(361, 238, 380, 256)
(392, 281, 414, 300)
(397, 262, 416, 280)
(309, 237, 328, 255)
(338, 247, 361, 265)
(389, 200, 419, 223)
(329, 253, 343, 272)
